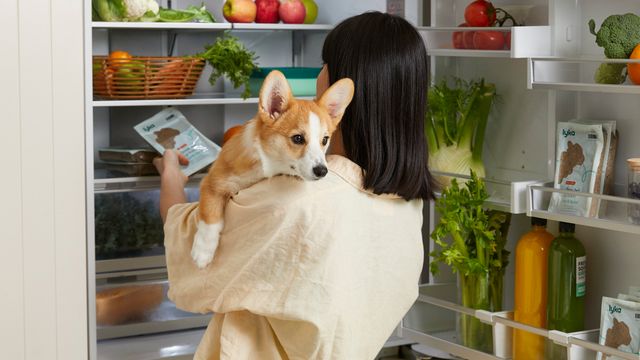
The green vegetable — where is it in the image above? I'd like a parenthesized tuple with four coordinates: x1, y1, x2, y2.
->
(429, 172, 509, 279)
(425, 79, 496, 182)
(588, 14, 640, 59)
(594, 63, 627, 84)
(93, 0, 159, 22)
(143, 4, 216, 23)
(196, 34, 259, 99)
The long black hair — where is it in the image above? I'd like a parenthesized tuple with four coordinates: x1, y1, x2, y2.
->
(322, 12, 434, 201)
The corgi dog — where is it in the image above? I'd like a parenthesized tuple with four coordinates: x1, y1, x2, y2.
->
(192, 70, 355, 268)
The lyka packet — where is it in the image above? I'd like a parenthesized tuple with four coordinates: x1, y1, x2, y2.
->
(134, 108, 221, 176)
(597, 296, 640, 359)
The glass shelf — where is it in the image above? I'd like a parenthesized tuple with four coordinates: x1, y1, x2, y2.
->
(431, 169, 548, 214)
(92, 22, 332, 31)
(418, 26, 550, 59)
(93, 93, 314, 107)
(528, 57, 640, 94)
(527, 185, 640, 235)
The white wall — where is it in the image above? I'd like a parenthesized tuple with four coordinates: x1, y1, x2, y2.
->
(0, 0, 88, 359)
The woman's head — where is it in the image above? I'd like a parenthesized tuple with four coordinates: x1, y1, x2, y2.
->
(320, 11, 434, 201)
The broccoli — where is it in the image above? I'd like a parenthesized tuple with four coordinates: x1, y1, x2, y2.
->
(594, 63, 627, 84)
(589, 13, 640, 59)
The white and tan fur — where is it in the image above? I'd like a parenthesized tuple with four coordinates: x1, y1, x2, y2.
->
(193, 70, 355, 268)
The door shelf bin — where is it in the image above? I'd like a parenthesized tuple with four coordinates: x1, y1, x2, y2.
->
(418, 26, 550, 58)
(401, 283, 513, 360)
(527, 185, 640, 235)
(528, 57, 640, 94)
(432, 169, 548, 214)
(96, 280, 210, 340)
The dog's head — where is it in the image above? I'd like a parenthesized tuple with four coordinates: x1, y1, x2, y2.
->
(256, 70, 354, 181)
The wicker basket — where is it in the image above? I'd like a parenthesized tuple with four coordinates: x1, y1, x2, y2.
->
(93, 56, 205, 100)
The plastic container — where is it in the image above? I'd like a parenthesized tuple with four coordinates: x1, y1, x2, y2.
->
(513, 217, 554, 360)
(249, 67, 321, 97)
(546, 222, 586, 360)
(627, 158, 640, 224)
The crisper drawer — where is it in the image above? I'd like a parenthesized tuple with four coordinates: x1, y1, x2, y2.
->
(94, 186, 200, 273)
(96, 278, 210, 340)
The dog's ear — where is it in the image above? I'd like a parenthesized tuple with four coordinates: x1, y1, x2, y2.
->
(259, 70, 292, 121)
(318, 78, 354, 127)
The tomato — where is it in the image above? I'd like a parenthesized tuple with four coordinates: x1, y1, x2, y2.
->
(473, 31, 505, 50)
(452, 23, 468, 49)
(108, 50, 132, 69)
(223, 125, 244, 145)
(464, 0, 496, 27)
(463, 30, 476, 49)
(628, 44, 640, 85)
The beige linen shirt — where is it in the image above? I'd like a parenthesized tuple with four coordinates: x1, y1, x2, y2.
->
(164, 155, 424, 360)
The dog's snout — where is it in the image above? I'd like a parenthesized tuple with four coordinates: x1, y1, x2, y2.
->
(313, 165, 328, 178)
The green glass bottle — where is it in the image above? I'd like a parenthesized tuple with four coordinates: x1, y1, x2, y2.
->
(546, 222, 586, 359)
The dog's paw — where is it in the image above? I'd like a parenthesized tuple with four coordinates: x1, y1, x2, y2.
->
(192, 220, 224, 269)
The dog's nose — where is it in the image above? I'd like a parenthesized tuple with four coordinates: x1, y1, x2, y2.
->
(313, 165, 328, 178)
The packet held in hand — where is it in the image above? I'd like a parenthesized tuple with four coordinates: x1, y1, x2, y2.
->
(134, 108, 221, 176)
(597, 296, 640, 360)
(549, 122, 605, 217)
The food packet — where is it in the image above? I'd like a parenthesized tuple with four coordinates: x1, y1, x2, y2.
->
(549, 122, 605, 217)
(134, 108, 221, 176)
(619, 293, 640, 302)
(597, 297, 640, 360)
(630, 286, 640, 298)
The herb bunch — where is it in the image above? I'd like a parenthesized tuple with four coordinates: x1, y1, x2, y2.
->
(197, 34, 258, 99)
(429, 171, 510, 278)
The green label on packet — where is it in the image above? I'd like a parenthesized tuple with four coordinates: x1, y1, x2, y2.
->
(576, 256, 586, 297)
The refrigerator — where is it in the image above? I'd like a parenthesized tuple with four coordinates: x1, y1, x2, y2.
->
(86, 0, 640, 359)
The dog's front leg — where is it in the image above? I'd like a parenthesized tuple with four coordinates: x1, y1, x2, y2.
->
(193, 178, 229, 269)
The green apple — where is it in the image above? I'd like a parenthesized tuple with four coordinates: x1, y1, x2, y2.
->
(301, 0, 318, 24)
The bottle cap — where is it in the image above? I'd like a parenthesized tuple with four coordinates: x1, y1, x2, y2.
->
(531, 217, 547, 227)
(559, 222, 575, 233)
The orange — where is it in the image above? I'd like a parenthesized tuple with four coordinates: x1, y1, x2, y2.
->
(223, 125, 244, 145)
(108, 50, 132, 69)
(628, 44, 640, 85)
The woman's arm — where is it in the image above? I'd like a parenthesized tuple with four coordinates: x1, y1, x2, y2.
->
(153, 150, 190, 223)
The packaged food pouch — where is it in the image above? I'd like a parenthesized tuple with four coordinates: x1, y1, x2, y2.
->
(549, 122, 605, 217)
(619, 293, 640, 303)
(134, 108, 221, 176)
(630, 286, 640, 298)
(597, 297, 640, 360)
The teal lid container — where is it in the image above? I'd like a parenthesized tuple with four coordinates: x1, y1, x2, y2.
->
(249, 67, 321, 97)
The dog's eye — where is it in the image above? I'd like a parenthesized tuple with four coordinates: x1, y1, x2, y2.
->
(291, 134, 305, 145)
(322, 136, 329, 146)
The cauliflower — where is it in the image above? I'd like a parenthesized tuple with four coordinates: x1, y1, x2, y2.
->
(589, 14, 640, 59)
(93, 0, 159, 22)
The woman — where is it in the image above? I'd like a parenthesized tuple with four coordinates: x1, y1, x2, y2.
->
(155, 11, 434, 360)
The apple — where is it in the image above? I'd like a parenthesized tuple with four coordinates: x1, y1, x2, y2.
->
(301, 0, 318, 24)
(223, 0, 256, 23)
(279, 0, 306, 24)
(255, 0, 279, 23)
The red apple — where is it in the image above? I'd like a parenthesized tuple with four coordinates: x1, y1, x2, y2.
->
(279, 0, 306, 24)
(255, 0, 279, 23)
(223, 0, 257, 23)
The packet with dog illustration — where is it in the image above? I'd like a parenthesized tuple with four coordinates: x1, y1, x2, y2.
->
(597, 296, 640, 360)
(548, 122, 605, 217)
(134, 108, 221, 176)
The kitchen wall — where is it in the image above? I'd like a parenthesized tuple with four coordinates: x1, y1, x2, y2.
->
(0, 0, 87, 359)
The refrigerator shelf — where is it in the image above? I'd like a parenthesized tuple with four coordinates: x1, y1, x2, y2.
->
(93, 93, 314, 107)
(528, 57, 640, 94)
(94, 173, 204, 193)
(92, 22, 332, 31)
(432, 169, 548, 214)
(527, 185, 640, 235)
(418, 26, 551, 59)
(404, 284, 638, 360)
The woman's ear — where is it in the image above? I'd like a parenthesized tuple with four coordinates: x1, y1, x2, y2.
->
(318, 78, 354, 127)
(259, 70, 292, 121)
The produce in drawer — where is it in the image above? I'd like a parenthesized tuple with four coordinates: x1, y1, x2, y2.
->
(92, 0, 216, 23)
(425, 78, 496, 184)
(451, 0, 519, 50)
(588, 14, 640, 84)
(96, 284, 163, 325)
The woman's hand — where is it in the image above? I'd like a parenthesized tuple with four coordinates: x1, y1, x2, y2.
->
(154, 150, 190, 223)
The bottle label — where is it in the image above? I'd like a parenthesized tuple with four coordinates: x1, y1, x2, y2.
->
(576, 256, 586, 297)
